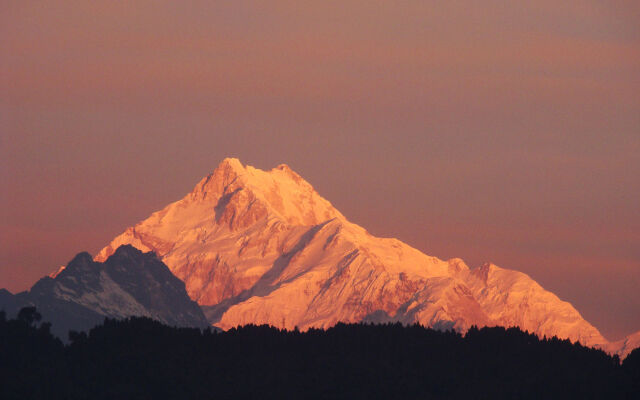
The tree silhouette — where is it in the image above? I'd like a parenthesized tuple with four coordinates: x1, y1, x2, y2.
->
(0, 306, 638, 399)
(16, 306, 41, 326)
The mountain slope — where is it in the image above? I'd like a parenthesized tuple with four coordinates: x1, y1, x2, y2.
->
(97, 158, 616, 352)
(609, 331, 640, 359)
(1, 245, 209, 338)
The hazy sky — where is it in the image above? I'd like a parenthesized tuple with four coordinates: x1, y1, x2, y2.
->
(1, 1, 639, 340)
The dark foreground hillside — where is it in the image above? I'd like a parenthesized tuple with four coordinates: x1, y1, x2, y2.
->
(1, 308, 638, 399)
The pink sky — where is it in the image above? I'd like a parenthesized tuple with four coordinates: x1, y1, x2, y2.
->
(1, 1, 639, 340)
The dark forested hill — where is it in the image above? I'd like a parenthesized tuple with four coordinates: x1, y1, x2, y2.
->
(1, 308, 638, 399)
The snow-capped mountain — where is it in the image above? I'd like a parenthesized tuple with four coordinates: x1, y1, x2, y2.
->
(1, 245, 209, 338)
(609, 331, 640, 359)
(96, 158, 636, 355)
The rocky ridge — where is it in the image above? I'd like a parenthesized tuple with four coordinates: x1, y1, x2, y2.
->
(1, 245, 209, 338)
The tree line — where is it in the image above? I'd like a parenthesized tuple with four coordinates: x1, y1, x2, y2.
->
(1, 307, 639, 399)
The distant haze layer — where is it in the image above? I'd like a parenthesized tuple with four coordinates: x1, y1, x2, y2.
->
(1, 1, 639, 340)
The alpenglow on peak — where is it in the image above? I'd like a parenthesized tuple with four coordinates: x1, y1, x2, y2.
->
(95, 157, 637, 358)
(188, 157, 345, 228)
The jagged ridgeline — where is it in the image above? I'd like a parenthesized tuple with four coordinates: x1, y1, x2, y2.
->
(1, 313, 639, 399)
(96, 158, 637, 358)
(0, 245, 208, 338)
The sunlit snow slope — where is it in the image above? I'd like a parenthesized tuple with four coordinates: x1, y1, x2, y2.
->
(97, 158, 636, 355)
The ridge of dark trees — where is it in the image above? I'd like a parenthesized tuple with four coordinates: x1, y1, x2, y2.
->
(1, 307, 639, 399)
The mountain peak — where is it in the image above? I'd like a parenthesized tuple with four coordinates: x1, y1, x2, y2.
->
(214, 157, 246, 180)
(273, 163, 296, 177)
(188, 158, 343, 227)
(110, 244, 153, 261)
(61, 252, 95, 276)
(71, 251, 93, 264)
(219, 157, 244, 170)
(191, 158, 246, 199)
(275, 163, 291, 170)
(2, 245, 210, 338)
(96, 158, 345, 260)
(95, 158, 632, 357)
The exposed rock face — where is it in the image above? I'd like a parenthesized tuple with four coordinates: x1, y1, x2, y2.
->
(97, 158, 628, 354)
(0, 245, 209, 338)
